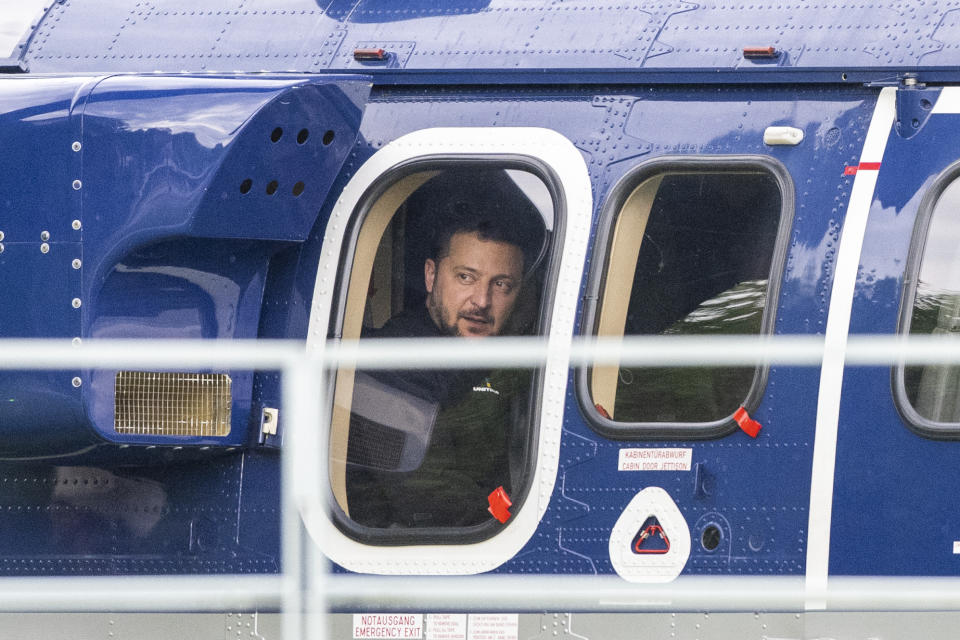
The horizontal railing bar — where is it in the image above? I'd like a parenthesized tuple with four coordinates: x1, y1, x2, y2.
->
(325, 575, 960, 613)
(0, 576, 282, 612)
(0, 339, 304, 369)
(0, 574, 955, 614)
(329, 334, 960, 368)
(2, 335, 960, 369)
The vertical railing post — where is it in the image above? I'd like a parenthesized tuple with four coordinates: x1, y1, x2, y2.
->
(283, 349, 329, 640)
(305, 352, 329, 640)
(280, 355, 302, 640)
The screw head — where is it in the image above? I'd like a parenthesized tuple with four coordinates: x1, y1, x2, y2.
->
(71, 337, 81, 347)
(72, 180, 82, 190)
(71, 220, 82, 230)
(40, 243, 49, 254)
(71, 141, 81, 152)
(72, 258, 82, 269)
(71, 298, 82, 309)
(40, 231, 50, 241)
(71, 377, 82, 388)
(0, 231, 5, 241)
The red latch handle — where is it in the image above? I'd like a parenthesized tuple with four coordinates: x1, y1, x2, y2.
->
(487, 486, 512, 523)
(634, 524, 670, 554)
(733, 406, 762, 438)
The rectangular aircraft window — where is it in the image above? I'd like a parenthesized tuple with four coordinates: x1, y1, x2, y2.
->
(582, 159, 790, 439)
(328, 163, 554, 542)
(897, 173, 960, 437)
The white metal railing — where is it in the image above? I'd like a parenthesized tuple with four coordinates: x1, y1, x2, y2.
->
(3, 335, 960, 635)
(326, 574, 960, 612)
(10, 333, 960, 372)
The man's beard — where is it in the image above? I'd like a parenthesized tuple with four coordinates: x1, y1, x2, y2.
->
(426, 291, 492, 337)
(427, 290, 460, 336)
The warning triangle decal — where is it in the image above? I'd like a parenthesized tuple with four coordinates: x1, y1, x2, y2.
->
(632, 516, 671, 554)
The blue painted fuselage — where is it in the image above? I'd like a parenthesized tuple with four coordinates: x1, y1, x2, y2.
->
(0, 0, 954, 581)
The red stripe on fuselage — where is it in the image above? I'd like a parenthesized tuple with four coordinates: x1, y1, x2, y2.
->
(844, 161, 882, 175)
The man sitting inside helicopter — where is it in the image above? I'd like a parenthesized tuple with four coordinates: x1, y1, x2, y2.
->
(345, 169, 545, 531)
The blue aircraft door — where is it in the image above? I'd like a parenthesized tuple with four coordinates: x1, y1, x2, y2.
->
(542, 85, 884, 585)
(821, 84, 960, 582)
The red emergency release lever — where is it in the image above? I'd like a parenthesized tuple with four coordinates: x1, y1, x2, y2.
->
(634, 524, 670, 554)
(488, 486, 512, 523)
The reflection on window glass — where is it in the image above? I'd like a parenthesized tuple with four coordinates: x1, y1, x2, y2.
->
(905, 179, 960, 423)
(331, 167, 551, 534)
(591, 171, 781, 424)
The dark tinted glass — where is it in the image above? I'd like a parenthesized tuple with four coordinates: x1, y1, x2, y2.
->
(594, 172, 781, 424)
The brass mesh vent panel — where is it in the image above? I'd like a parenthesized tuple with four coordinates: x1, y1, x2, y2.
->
(114, 372, 232, 436)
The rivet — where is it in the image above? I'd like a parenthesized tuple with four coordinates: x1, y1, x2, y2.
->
(72, 258, 81, 269)
(71, 141, 81, 152)
(71, 298, 81, 308)
(71, 220, 82, 230)
(72, 180, 82, 190)
(0, 231, 4, 241)
(0, 244, 4, 253)
(71, 377, 82, 388)
(40, 243, 49, 254)
(40, 231, 50, 241)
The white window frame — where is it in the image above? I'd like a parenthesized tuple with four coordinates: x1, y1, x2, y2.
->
(304, 127, 592, 574)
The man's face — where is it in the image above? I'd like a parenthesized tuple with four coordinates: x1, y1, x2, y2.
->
(424, 231, 524, 338)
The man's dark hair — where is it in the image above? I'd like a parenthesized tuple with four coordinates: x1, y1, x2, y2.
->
(431, 209, 525, 263)
(417, 167, 547, 273)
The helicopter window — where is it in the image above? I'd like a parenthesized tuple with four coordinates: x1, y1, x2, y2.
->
(582, 160, 791, 438)
(328, 164, 554, 543)
(896, 174, 960, 437)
